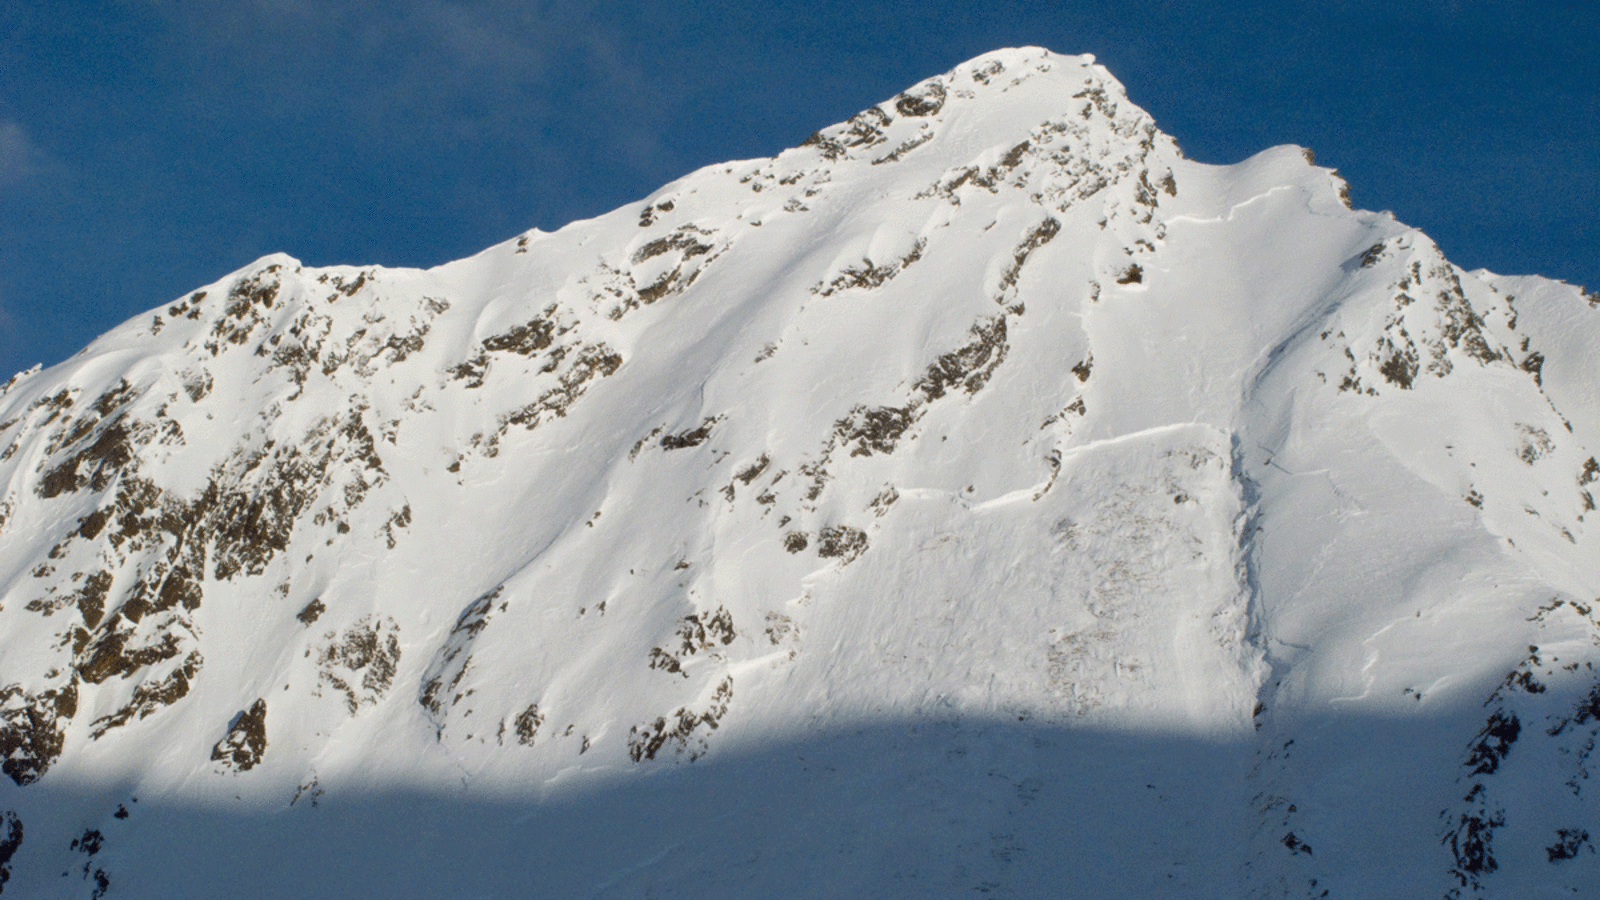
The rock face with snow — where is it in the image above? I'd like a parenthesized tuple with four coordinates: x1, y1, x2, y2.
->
(0, 48, 1596, 898)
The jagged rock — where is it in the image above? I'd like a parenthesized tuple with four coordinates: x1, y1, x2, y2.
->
(211, 700, 268, 773)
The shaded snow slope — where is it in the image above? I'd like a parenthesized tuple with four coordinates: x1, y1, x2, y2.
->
(0, 47, 1595, 898)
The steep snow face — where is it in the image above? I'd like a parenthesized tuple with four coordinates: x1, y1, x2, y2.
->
(0, 47, 1595, 898)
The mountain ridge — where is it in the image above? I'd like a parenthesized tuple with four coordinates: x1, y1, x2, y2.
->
(0, 47, 1596, 898)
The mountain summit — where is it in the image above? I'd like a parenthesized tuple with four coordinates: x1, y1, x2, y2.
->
(0, 47, 1596, 897)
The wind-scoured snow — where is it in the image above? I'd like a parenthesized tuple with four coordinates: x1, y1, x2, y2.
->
(0, 47, 1594, 898)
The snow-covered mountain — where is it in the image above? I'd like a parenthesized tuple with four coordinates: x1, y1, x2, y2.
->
(0, 47, 1596, 898)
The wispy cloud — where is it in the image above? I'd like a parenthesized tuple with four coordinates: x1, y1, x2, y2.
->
(134, 1, 639, 107)
(130, 0, 674, 168)
(0, 119, 50, 189)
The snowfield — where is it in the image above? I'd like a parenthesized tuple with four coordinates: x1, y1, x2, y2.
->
(0, 47, 1595, 898)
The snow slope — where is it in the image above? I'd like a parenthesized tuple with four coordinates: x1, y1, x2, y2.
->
(0, 47, 1595, 898)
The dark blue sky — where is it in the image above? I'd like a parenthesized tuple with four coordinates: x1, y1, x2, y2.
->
(3, 1, 1595, 380)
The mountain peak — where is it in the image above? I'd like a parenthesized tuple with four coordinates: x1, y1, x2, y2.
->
(0, 49, 1596, 898)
